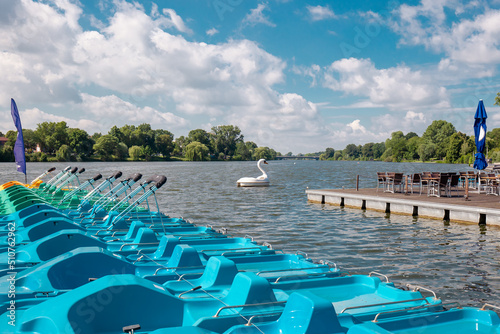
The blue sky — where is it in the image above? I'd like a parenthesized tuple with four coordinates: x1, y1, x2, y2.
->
(1, 0, 500, 153)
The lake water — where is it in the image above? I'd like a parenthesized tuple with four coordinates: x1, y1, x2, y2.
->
(1, 160, 499, 308)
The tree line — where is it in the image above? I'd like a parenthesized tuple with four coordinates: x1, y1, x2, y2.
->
(0, 123, 279, 162)
(319, 94, 500, 163)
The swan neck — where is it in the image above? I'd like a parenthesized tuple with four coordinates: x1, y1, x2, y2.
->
(257, 160, 267, 176)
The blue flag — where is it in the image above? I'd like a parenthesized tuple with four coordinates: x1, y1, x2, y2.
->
(11, 98, 26, 175)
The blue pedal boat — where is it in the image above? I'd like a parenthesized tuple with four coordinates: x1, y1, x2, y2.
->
(0, 225, 232, 269)
(0, 249, 337, 310)
(1, 272, 286, 334)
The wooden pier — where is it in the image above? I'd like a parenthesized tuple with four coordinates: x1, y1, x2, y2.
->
(306, 188, 500, 226)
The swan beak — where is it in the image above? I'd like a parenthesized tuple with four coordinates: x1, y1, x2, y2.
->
(264, 161, 268, 164)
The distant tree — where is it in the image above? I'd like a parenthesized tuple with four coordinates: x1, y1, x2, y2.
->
(67, 128, 94, 158)
(234, 141, 252, 161)
(133, 123, 155, 149)
(445, 132, 467, 163)
(320, 147, 335, 160)
(246, 141, 258, 151)
(129, 145, 143, 161)
(142, 145, 154, 161)
(405, 132, 418, 140)
(361, 143, 374, 160)
(343, 144, 360, 160)
(185, 141, 209, 161)
(253, 147, 276, 160)
(418, 142, 436, 162)
(372, 143, 385, 159)
(405, 136, 421, 160)
(108, 126, 124, 144)
(22, 129, 38, 152)
(211, 125, 243, 159)
(173, 135, 188, 157)
(117, 142, 129, 160)
(487, 128, 500, 151)
(55, 145, 72, 161)
(93, 135, 119, 160)
(495, 92, 500, 106)
(422, 120, 456, 160)
(119, 125, 137, 147)
(462, 136, 476, 158)
(155, 133, 174, 158)
(285, 152, 293, 156)
(34, 121, 69, 154)
(5, 130, 17, 147)
(386, 132, 408, 162)
(333, 151, 343, 160)
(91, 133, 102, 141)
(0, 146, 14, 162)
(188, 129, 212, 152)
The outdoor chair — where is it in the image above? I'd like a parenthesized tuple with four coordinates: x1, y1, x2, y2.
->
(419, 172, 432, 195)
(459, 172, 470, 188)
(385, 172, 404, 193)
(447, 174, 460, 197)
(409, 173, 421, 194)
(476, 173, 492, 193)
(485, 174, 500, 196)
(466, 171, 478, 189)
(428, 173, 450, 197)
(376, 172, 387, 192)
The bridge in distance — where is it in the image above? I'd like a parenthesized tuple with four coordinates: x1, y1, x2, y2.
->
(275, 156, 320, 160)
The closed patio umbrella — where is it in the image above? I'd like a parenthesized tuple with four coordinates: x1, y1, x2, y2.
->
(473, 99, 488, 170)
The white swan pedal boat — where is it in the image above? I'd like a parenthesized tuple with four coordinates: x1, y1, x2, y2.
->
(237, 159, 269, 187)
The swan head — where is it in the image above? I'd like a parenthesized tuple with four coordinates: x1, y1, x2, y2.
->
(258, 159, 268, 165)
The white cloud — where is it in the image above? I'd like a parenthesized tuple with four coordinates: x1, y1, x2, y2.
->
(391, 2, 500, 66)
(162, 8, 193, 34)
(370, 111, 428, 137)
(0, 52, 30, 84)
(327, 111, 429, 148)
(225, 93, 332, 153)
(347, 119, 367, 133)
(330, 119, 383, 147)
(0, 106, 100, 134)
(206, 28, 219, 36)
(81, 94, 188, 131)
(323, 58, 450, 110)
(0, 94, 189, 136)
(242, 3, 276, 27)
(0, 0, 82, 103)
(307, 5, 336, 21)
(292, 64, 321, 86)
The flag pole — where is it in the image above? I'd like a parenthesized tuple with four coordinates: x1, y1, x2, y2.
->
(10, 98, 27, 182)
